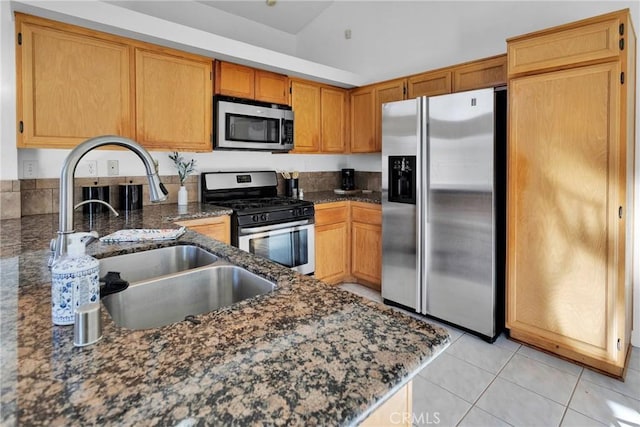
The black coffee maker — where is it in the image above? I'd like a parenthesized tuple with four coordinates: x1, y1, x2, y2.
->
(341, 168, 355, 191)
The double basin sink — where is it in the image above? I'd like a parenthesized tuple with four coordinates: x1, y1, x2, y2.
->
(99, 245, 276, 330)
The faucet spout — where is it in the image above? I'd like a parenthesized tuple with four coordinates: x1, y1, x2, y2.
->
(50, 136, 168, 267)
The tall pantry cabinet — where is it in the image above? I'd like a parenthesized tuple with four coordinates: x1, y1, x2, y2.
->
(506, 9, 636, 377)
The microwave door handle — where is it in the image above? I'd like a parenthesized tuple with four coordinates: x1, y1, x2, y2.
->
(280, 118, 285, 145)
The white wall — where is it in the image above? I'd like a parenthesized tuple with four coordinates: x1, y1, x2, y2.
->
(297, 1, 640, 83)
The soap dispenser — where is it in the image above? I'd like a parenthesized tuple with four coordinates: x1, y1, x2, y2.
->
(51, 232, 100, 325)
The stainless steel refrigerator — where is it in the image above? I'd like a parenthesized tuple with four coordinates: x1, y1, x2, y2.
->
(381, 87, 506, 342)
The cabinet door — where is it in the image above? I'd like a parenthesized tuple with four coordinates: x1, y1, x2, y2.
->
(17, 19, 133, 148)
(320, 87, 347, 153)
(508, 16, 621, 77)
(407, 70, 451, 99)
(374, 79, 406, 153)
(315, 222, 350, 284)
(507, 62, 623, 367)
(175, 216, 230, 244)
(452, 55, 507, 92)
(135, 48, 212, 152)
(255, 70, 288, 105)
(351, 222, 382, 289)
(350, 86, 376, 153)
(215, 61, 255, 99)
(290, 80, 321, 152)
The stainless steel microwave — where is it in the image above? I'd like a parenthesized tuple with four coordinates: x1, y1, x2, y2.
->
(214, 96, 294, 152)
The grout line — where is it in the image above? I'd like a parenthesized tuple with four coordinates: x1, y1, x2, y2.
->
(560, 370, 608, 427)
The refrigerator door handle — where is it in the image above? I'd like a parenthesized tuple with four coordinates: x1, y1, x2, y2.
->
(418, 97, 429, 315)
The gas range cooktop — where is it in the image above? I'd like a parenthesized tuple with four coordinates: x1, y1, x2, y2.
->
(200, 171, 314, 227)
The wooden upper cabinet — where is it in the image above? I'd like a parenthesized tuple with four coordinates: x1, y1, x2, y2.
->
(215, 61, 254, 99)
(507, 13, 622, 77)
(290, 79, 321, 152)
(407, 70, 451, 98)
(452, 54, 507, 91)
(16, 15, 133, 148)
(320, 87, 347, 153)
(349, 86, 376, 153)
(255, 70, 288, 105)
(374, 79, 406, 152)
(215, 61, 288, 104)
(135, 48, 212, 152)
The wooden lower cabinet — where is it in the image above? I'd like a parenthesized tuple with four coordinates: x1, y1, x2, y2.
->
(314, 201, 382, 289)
(174, 216, 230, 244)
(350, 203, 382, 290)
(314, 202, 350, 284)
(361, 381, 412, 427)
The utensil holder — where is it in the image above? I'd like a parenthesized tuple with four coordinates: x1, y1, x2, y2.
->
(285, 178, 299, 198)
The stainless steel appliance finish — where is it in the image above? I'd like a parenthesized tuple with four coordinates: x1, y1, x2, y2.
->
(200, 171, 315, 275)
(215, 96, 294, 152)
(102, 263, 276, 330)
(381, 88, 506, 342)
(98, 245, 218, 284)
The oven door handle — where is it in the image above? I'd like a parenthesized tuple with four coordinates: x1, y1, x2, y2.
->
(239, 219, 311, 234)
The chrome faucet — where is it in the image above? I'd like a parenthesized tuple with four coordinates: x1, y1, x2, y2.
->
(49, 136, 168, 267)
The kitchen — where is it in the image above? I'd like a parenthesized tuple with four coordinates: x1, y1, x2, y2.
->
(1, 1, 640, 426)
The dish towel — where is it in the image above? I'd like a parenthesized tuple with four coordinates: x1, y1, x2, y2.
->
(99, 227, 186, 243)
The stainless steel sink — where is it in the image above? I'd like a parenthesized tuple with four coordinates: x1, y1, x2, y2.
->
(102, 264, 276, 330)
(99, 245, 218, 284)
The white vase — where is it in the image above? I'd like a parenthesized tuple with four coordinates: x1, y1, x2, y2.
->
(178, 185, 188, 206)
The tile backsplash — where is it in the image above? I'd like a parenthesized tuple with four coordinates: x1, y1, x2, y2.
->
(9, 171, 381, 217)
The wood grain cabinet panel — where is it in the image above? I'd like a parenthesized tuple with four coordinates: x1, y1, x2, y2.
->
(315, 202, 350, 284)
(349, 86, 376, 153)
(374, 79, 406, 153)
(453, 54, 507, 91)
(175, 216, 230, 244)
(361, 381, 412, 427)
(407, 70, 452, 98)
(255, 70, 288, 105)
(16, 15, 133, 148)
(351, 203, 382, 289)
(508, 16, 621, 76)
(320, 87, 347, 153)
(215, 61, 255, 99)
(506, 9, 635, 377)
(135, 48, 212, 152)
(290, 79, 321, 153)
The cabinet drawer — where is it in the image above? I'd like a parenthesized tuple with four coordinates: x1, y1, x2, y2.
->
(315, 202, 348, 225)
(508, 17, 621, 76)
(351, 203, 381, 225)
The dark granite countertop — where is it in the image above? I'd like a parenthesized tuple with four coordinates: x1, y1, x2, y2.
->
(0, 202, 448, 426)
(304, 191, 381, 205)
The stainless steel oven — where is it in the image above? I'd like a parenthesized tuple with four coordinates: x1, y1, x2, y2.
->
(201, 171, 315, 275)
(238, 220, 315, 275)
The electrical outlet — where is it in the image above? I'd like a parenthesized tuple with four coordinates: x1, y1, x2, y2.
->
(23, 160, 36, 178)
(107, 160, 119, 176)
(87, 161, 98, 177)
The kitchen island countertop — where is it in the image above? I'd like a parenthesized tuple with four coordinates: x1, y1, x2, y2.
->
(0, 201, 447, 426)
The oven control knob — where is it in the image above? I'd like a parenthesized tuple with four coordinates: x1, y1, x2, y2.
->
(294, 208, 301, 216)
(261, 214, 268, 221)
(252, 215, 259, 222)
(302, 208, 309, 215)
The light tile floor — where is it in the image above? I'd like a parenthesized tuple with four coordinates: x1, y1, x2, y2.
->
(339, 283, 640, 427)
